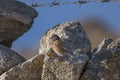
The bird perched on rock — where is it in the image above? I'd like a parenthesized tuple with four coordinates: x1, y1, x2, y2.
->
(49, 34, 69, 57)
(46, 47, 56, 58)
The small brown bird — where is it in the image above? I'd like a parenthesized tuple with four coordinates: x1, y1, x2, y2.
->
(46, 47, 56, 57)
(50, 34, 69, 57)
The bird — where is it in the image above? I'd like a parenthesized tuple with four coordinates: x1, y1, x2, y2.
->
(49, 34, 69, 57)
(46, 47, 58, 58)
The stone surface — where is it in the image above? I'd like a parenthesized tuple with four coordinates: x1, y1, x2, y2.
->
(81, 38, 120, 80)
(42, 54, 89, 80)
(0, 54, 44, 80)
(39, 21, 91, 57)
(0, 0, 38, 47)
(0, 44, 25, 75)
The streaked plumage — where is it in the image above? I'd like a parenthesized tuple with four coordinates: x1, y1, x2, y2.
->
(50, 34, 69, 56)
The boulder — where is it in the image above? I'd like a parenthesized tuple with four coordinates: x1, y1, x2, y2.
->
(40, 21, 91, 80)
(81, 38, 120, 80)
(0, 0, 38, 47)
(0, 44, 25, 75)
(42, 54, 89, 80)
(0, 54, 44, 80)
(39, 21, 91, 57)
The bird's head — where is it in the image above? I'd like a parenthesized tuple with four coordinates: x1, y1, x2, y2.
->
(50, 34, 61, 41)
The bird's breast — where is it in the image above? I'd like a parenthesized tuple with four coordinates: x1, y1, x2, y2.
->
(52, 43, 69, 56)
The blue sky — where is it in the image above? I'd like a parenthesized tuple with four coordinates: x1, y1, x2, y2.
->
(12, 0, 120, 57)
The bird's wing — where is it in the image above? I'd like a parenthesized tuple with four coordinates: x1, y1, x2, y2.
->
(55, 40, 69, 51)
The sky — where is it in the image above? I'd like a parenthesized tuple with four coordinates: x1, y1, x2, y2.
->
(11, 0, 120, 58)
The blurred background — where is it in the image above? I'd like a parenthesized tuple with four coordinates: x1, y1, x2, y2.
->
(12, 0, 120, 59)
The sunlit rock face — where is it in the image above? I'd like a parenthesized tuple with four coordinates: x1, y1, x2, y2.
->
(0, 0, 38, 47)
(42, 54, 89, 80)
(81, 38, 120, 80)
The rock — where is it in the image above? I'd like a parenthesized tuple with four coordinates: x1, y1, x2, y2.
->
(81, 38, 120, 80)
(0, 54, 44, 80)
(39, 21, 91, 57)
(0, 44, 25, 75)
(42, 54, 89, 80)
(39, 21, 91, 80)
(0, 0, 38, 47)
(94, 38, 113, 52)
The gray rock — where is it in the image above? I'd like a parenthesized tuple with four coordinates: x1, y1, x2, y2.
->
(93, 38, 113, 53)
(0, 54, 44, 80)
(39, 21, 91, 57)
(40, 21, 91, 80)
(42, 54, 89, 80)
(0, 0, 38, 47)
(81, 38, 120, 80)
(0, 44, 25, 75)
